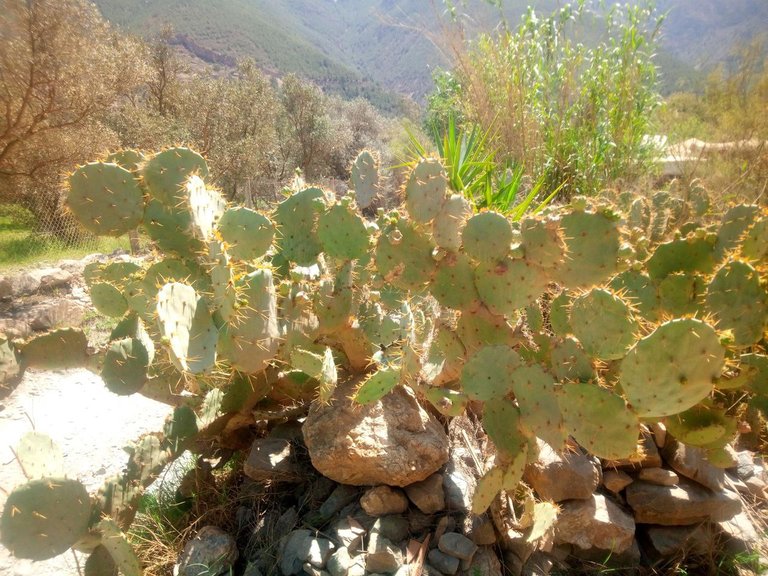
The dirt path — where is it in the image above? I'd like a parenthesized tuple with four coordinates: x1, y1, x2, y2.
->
(0, 368, 171, 576)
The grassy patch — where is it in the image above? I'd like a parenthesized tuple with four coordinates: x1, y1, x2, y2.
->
(0, 206, 130, 272)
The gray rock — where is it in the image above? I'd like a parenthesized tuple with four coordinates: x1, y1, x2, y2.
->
(439, 533, 478, 561)
(303, 563, 330, 576)
(280, 529, 313, 575)
(523, 439, 601, 502)
(327, 547, 353, 576)
(718, 511, 761, 554)
(405, 473, 445, 514)
(244, 438, 301, 482)
(744, 475, 768, 500)
(177, 526, 238, 576)
(408, 509, 434, 534)
(626, 479, 741, 525)
(645, 525, 712, 556)
(348, 556, 366, 576)
(274, 506, 299, 541)
(570, 539, 641, 568)
(734, 450, 756, 480)
(303, 382, 449, 486)
(602, 469, 633, 493)
(31, 267, 73, 291)
(461, 547, 501, 576)
(443, 416, 483, 512)
(662, 437, 726, 491)
(372, 515, 410, 543)
(428, 549, 461, 575)
(366, 532, 403, 574)
(333, 517, 366, 551)
(637, 467, 679, 486)
(320, 484, 360, 520)
(554, 494, 636, 552)
(307, 538, 336, 568)
(361, 486, 409, 516)
(522, 551, 555, 576)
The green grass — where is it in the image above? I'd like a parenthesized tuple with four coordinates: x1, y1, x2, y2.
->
(0, 208, 130, 272)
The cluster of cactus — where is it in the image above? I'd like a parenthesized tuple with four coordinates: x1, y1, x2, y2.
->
(2, 146, 766, 569)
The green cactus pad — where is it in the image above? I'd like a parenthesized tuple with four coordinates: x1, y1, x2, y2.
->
(705, 260, 767, 347)
(317, 203, 370, 260)
(550, 336, 596, 382)
(511, 364, 566, 449)
(15, 432, 65, 479)
(20, 328, 88, 370)
(0, 337, 19, 387)
(549, 291, 572, 337)
(405, 159, 448, 222)
(620, 318, 725, 418)
(95, 519, 142, 576)
(569, 289, 639, 360)
(483, 398, 527, 457)
(350, 150, 379, 209)
(475, 257, 548, 316)
(609, 270, 660, 322)
(461, 345, 522, 401)
(715, 204, 759, 260)
(141, 147, 208, 206)
(353, 368, 400, 404)
(217, 207, 275, 261)
(315, 263, 354, 332)
(559, 383, 640, 460)
(164, 406, 199, 452)
(553, 209, 620, 289)
(207, 240, 237, 323)
(457, 307, 517, 353)
(646, 235, 717, 280)
(142, 258, 196, 297)
(740, 353, 768, 395)
(101, 336, 152, 395)
(741, 217, 767, 262)
(89, 282, 129, 318)
(217, 269, 280, 374)
(658, 272, 705, 317)
(628, 197, 651, 231)
(375, 219, 436, 291)
(665, 403, 737, 450)
(101, 261, 142, 286)
(424, 387, 469, 417)
(462, 211, 512, 261)
(422, 327, 465, 385)
(520, 217, 566, 269)
(144, 198, 203, 256)
(472, 466, 504, 515)
(1, 477, 91, 560)
(274, 187, 326, 265)
(106, 149, 144, 171)
(430, 251, 481, 310)
(187, 175, 227, 242)
(156, 283, 217, 374)
(67, 162, 144, 236)
(84, 545, 117, 576)
(432, 194, 473, 251)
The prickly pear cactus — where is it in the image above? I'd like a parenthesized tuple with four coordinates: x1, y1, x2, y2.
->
(5, 145, 765, 566)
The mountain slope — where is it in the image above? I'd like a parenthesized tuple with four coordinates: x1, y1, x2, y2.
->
(94, 0, 768, 105)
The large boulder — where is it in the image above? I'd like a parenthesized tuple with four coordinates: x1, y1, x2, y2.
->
(303, 382, 449, 486)
(524, 440, 601, 502)
(626, 479, 741, 525)
(554, 494, 636, 553)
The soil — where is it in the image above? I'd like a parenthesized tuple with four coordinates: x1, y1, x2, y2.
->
(0, 368, 171, 576)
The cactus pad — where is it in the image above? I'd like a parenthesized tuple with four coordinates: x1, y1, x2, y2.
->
(1, 477, 91, 560)
(570, 289, 639, 360)
(483, 398, 527, 457)
(472, 466, 504, 515)
(375, 219, 436, 291)
(462, 211, 512, 261)
(187, 175, 226, 242)
(511, 364, 566, 449)
(554, 209, 620, 289)
(658, 273, 705, 317)
(461, 345, 522, 401)
(609, 270, 660, 321)
(350, 150, 379, 209)
(101, 336, 152, 395)
(646, 235, 717, 280)
(317, 203, 370, 260)
(67, 162, 144, 236)
(14, 432, 65, 479)
(20, 329, 88, 370)
(89, 282, 129, 318)
(705, 260, 767, 347)
(559, 383, 640, 459)
(475, 257, 548, 316)
(274, 187, 326, 265)
(715, 204, 759, 260)
(665, 402, 736, 450)
(141, 147, 208, 205)
(550, 336, 595, 382)
(144, 198, 202, 256)
(520, 217, 566, 269)
(352, 368, 400, 404)
(405, 159, 447, 222)
(620, 318, 725, 417)
(457, 307, 516, 353)
(217, 207, 275, 261)
(424, 387, 469, 417)
(430, 251, 481, 310)
(433, 194, 472, 251)
(741, 217, 767, 262)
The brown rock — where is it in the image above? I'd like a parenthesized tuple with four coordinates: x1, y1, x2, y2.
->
(554, 494, 635, 553)
(626, 479, 741, 525)
(645, 525, 712, 556)
(244, 438, 300, 482)
(524, 440, 601, 502)
(650, 422, 667, 448)
(360, 486, 409, 516)
(603, 470, 633, 493)
(443, 416, 484, 512)
(303, 382, 449, 486)
(178, 526, 238, 576)
(637, 468, 679, 486)
(405, 473, 445, 514)
(461, 547, 501, 576)
(662, 438, 726, 491)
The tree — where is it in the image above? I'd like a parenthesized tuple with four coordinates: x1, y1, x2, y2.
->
(146, 25, 184, 117)
(0, 0, 144, 235)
